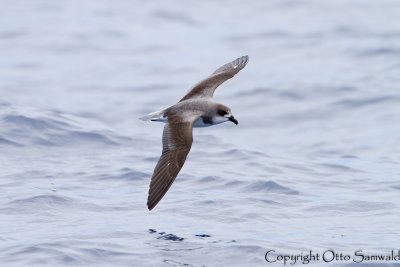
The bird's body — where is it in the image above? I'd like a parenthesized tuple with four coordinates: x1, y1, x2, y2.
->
(142, 99, 233, 127)
(141, 55, 249, 210)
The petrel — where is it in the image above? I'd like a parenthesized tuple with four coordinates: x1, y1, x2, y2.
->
(140, 55, 249, 210)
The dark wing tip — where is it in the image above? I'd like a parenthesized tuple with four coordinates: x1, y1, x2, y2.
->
(147, 200, 155, 211)
(147, 184, 165, 211)
(233, 55, 249, 69)
(238, 55, 249, 63)
(212, 55, 250, 75)
(147, 191, 164, 210)
(179, 55, 250, 102)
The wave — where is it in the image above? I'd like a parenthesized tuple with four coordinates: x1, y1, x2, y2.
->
(0, 103, 127, 147)
(96, 168, 148, 182)
(1, 242, 135, 266)
(8, 195, 76, 210)
(243, 180, 299, 195)
(332, 95, 400, 108)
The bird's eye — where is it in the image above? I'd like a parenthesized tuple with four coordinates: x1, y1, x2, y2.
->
(217, 110, 228, 116)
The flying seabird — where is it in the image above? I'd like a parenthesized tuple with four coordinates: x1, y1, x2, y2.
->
(141, 55, 249, 210)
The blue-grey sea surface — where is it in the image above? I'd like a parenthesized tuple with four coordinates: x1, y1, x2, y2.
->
(1, 0, 400, 266)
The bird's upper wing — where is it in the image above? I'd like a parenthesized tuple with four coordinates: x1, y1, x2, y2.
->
(147, 114, 198, 210)
(179, 55, 249, 102)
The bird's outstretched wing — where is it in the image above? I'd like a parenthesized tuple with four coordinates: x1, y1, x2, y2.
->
(179, 55, 249, 102)
(147, 117, 195, 210)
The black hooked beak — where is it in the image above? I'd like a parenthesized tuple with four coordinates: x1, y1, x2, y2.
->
(228, 116, 238, 125)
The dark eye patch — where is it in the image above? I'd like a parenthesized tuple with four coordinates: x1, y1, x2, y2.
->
(217, 109, 228, 116)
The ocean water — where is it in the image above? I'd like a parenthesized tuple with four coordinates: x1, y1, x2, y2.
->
(1, 0, 400, 266)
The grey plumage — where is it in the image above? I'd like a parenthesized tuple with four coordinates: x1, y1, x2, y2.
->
(142, 55, 249, 210)
(180, 55, 249, 101)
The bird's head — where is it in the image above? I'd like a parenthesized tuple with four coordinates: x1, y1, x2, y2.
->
(212, 104, 238, 125)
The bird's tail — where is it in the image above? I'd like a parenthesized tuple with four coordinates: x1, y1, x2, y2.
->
(139, 109, 167, 122)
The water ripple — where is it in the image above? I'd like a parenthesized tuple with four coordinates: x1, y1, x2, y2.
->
(0, 104, 127, 147)
(244, 180, 299, 195)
